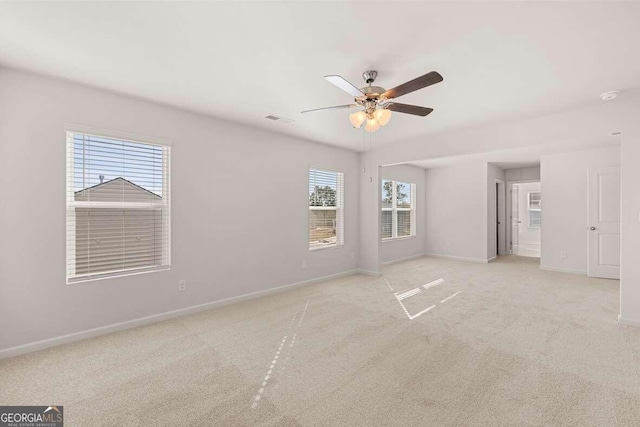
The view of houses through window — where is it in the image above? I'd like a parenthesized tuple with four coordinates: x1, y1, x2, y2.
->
(66, 132, 171, 282)
(309, 168, 344, 250)
(382, 180, 416, 240)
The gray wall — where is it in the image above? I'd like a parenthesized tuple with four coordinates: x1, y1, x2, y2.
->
(0, 68, 360, 351)
(505, 166, 540, 182)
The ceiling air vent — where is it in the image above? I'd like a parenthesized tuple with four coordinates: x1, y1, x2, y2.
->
(265, 115, 294, 124)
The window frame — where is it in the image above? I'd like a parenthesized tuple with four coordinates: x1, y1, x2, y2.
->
(65, 129, 172, 284)
(381, 180, 416, 241)
(308, 168, 344, 251)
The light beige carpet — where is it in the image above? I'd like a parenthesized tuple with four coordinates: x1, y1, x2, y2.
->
(2, 256, 640, 426)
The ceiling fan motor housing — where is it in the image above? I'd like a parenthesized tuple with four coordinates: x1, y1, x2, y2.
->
(362, 70, 378, 84)
(360, 86, 386, 99)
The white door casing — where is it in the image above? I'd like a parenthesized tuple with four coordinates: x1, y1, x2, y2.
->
(587, 166, 620, 279)
(497, 180, 506, 256)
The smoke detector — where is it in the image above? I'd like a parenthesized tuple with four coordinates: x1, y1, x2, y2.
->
(600, 91, 620, 101)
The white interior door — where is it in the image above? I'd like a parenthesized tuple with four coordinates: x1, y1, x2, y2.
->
(511, 185, 519, 254)
(588, 166, 620, 279)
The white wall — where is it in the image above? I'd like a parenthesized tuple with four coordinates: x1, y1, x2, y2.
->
(380, 164, 426, 263)
(487, 163, 505, 260)
(424, 162, 488, 262)
(0, 69, 360, 351)
(620, 124, 640, 326)
(540, 146, 620, 274)
(505, 166, 540, 182)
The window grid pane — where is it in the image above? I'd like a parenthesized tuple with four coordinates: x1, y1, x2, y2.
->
(381, 180, 393, 209)
(382, 210, 393, 239)
(397, 211, 411, 237)
(396, 182, 411, 208)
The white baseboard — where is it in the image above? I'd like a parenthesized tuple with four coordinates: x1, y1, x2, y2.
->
(0, 269, 358, 360)
(539, 265, 587, 275)
(356, 268, 382, 277)
(424, 253, 490, 264)
(618, 314, 640, 328)
(487, 256, 497, 263)
(381, 253, 426, 266)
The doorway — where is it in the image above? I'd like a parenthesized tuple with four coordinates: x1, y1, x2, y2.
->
(508, 181, 541, 258)
(496, 180, 506, 256)
(587, 166, 620, 279)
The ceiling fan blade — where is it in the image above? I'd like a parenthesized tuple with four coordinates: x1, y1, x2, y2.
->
(385, 103, 434, 117)
(382, 71, 443, 100)
(301, 104, 358, 114)
(324, 75, 364, 97)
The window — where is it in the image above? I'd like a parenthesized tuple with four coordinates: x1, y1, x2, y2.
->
(66, 131, 171, 283)
(528, 191, 541, 228)
(381, 180, 416, 240)
(309, 168, 344, 250)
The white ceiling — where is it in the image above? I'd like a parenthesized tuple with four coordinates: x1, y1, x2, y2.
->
(405, 136, 620, 170)
(0, 1, 638, 151)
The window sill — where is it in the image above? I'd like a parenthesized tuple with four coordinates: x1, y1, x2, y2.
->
(382, 235, 416, 243)
(67, 265, 171, 285)
(309, 244, 344, 252)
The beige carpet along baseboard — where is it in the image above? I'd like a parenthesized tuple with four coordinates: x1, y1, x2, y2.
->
(539, 265, 587, 275)
(0, 269, 358, 360)
(381, 253, 426, 266)
(424, 253, 491, 263)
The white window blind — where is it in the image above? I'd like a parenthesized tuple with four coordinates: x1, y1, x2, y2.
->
(66, 132, 171, 283)
(309, 168, 344, 250)
(381, 180, 416, 240)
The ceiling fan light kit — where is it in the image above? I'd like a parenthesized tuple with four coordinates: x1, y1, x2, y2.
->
(373, 108, 392, 126)
(349, 110, 367, 128)
(302, 69, 443, 133)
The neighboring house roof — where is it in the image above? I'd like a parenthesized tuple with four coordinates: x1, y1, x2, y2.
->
(75, 177, 162, 200)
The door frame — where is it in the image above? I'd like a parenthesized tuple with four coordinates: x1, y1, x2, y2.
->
(496, 179, 507, 255)
(506, 179, 540, 255)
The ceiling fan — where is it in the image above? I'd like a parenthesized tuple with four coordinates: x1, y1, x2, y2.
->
(301, 70, 443, 132)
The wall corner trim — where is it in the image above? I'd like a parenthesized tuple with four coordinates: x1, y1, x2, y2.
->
(618, 314, 640, 328)
(356, 269, 382, 277)
(0, 269, 358, 360)
(381, 253, 426, 266)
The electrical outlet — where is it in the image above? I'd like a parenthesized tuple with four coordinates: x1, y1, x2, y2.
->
(178, 280, 187, 292)
(301, 260, 307, 270)
(561, 252, 567, 259)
